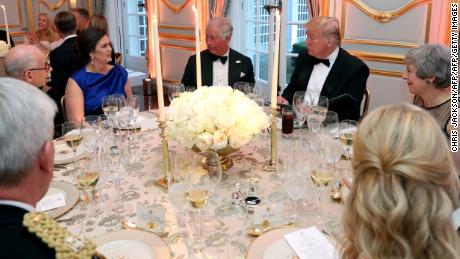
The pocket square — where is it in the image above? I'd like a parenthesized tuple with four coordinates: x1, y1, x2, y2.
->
(240, 72, 246, 77)
(236, 60, 241, 64)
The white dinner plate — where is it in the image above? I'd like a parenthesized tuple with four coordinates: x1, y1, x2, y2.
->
(95, 229, 171, 259)
(53, 139, 87, 165)
(39, 181, 79, 218)
(247, 227, 300, 259)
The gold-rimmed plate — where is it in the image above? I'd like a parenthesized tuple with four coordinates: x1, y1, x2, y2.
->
(53, 139, 87, 165)
(40, 181, 79, 218)
(95, 229, 171, 259)
(247, 227, 300, 259)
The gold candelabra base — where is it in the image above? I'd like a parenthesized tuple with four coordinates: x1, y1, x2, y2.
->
(155, 120, 171, 190)
(263, 107, 280, 172)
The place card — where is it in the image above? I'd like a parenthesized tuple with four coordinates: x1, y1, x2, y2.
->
(136, 203, 166, 229)
(253, 203, 284, 224)
(284, 227, 337, 259)
(36, 192, 66, 212)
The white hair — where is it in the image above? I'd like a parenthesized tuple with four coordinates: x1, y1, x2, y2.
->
(0, 78, 57, 186)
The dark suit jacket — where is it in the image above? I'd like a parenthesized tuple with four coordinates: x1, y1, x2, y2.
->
(48, 36, 78, 104)
(0, 29, 15, 47)
(281, 48, 369, 121)
(181, 48, 255, 87)
(0, 205, 55, 259)
(48, 36, 78, 127)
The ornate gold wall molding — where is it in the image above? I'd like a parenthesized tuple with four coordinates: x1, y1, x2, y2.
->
(161, 0, 193, 13)
(38, 0, 66, 11)
(350, 50, 404, 64)
(341, 0, 432, 47)
(0, 0, 24, 28)
(343, 0, 431, 23)
(370, 68, 403, 78)
(160, 33, 195, 41)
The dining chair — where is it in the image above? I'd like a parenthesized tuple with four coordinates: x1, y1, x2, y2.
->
(115, 53, 122, 65)
(60, 95, 67, 121)
(360, 88, 370, 120)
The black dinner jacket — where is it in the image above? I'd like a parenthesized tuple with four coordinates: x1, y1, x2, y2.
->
(181, 48, 255, 87)
(281, 47, 369, 121)
(48, 36, 78, 105)
(0, 205, 56, 259)
(0, 29, 15, 47)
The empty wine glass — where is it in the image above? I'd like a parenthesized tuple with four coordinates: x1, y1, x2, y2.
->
(168, 182, 190, 236)
(323, 111, 339, 139)
(293, 91, 308, 136)
(168, 83, 185, 102)
(285, 171, 307, 222)
(234, 81, 249, 92)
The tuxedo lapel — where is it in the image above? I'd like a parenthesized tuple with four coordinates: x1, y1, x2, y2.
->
(228, 49, 240, 87)
(321, 48, 343, 96)
(301, 56, 314, 92)
(201, 50, 213, 86)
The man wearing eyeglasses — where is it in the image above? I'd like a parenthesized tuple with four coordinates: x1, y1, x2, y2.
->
(4, 45, 52, 91)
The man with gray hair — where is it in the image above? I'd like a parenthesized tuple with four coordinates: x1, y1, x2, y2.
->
(181, 17, 254, 87)
(4, 45, 52, 91)
(278, 16, 369, 121)
(0, 78, 57, 257)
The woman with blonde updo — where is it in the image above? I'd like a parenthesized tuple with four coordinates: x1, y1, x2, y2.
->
(341, 104, 460, 259)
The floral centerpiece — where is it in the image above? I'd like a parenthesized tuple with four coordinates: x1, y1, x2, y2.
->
(0, 40, 9, 57)
(168, 86, 269, 169)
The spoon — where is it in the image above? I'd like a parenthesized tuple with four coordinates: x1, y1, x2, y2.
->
(247, 220, 294, 237)
(121, 219, 169, 237)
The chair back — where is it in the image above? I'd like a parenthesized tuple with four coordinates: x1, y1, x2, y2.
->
(361, 88, 370, 119)
(115, 53, 122, 65)
(60, 95, 67, 121)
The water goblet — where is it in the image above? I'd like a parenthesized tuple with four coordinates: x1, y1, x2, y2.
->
(168, 182, 190, 236)
(234, 81, 249, 92)
(293, 91, 308, 136)
(339, 119, 358, 160)
(285, 171, 307, 222)
(167, 83, 185, 102)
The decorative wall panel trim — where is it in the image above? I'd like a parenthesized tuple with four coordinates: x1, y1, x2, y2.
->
(161, 0, 193, 13)
(342, 0, 431, 23)
(160, 43, 194, 82)
(351, 50, 404, 64)
(370, 68, 403, 78)
(159, 24, 194, 30)
(160, 33, 195, 41)
(341, 0, 432, 47)
(0, 0, 23, 28)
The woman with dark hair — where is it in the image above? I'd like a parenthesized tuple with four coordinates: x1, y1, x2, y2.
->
(88, 14, 116, 65)
(64, 27, 132, 122)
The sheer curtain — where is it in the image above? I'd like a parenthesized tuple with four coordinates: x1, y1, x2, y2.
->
(209, 0, 229, 17)
(307, 0, 321, 17)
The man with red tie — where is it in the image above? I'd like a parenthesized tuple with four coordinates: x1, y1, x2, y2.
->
(278, 16, 369, 121)
(181, 17, 255, 88)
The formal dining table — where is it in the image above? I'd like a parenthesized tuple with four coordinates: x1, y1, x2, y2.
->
(52, 116, 348, 258)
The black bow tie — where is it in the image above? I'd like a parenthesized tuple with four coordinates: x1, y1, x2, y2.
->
(313, 57, 330, 67)
(210, 53, 228, 64)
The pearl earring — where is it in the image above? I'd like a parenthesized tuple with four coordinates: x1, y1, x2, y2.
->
(90, 56, 94, 65)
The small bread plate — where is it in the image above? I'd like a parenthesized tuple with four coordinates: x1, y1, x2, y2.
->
(37, 181, 79, 219)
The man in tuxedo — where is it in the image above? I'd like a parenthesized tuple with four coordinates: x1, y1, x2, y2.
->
(0, 78, 57, 258)
(4, 45, 52, 91)
(48, 11, 78, 126)
(0, 29, 14, 46)
(71, 8, 89, 34)
(181, 17, 254, 88)
(278, 16, 369, 121)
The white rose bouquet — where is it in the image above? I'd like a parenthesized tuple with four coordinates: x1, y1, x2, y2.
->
(168, 86, 269, 151)
(0, 40, 9, 58)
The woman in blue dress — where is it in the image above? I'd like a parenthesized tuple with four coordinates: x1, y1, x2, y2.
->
(65, 27, 132, 122)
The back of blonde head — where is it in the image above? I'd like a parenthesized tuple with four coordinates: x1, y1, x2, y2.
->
(342, 104, 460, 259)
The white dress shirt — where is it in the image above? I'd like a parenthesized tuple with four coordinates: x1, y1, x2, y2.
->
(0, 199, 35, 212)
(305, 47, 339, 102)
(212, 50, 230, 86)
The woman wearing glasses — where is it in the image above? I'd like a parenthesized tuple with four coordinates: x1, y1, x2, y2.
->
(64, 28, 132, 122)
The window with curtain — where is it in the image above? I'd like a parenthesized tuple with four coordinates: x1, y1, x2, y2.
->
(242, 0, 309, 87)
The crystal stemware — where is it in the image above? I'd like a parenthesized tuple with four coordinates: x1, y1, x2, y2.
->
(167, 83, 185, 103)
(293, 91, 308, 136)
(61, 121, 83, 173)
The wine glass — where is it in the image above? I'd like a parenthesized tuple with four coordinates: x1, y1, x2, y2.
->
(196, 151, 222, 195)
(322, 111, 339, 139)
(312, 96, 329, 124)
(168, 182, 190, 236)
(285, 170, 307, 222)
(234, 81, 249, 92)
(61, 121, 83, 172)
(167, 83, 185, 102)
(101, 95, 118, 117)
(339, 120, 358, 160)
(293, 91, 308, 136)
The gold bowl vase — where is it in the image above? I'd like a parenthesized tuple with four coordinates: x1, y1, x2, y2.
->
(192, 145, 238, 171)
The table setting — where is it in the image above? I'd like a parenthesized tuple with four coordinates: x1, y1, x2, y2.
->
(43, 86, 358, 258)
